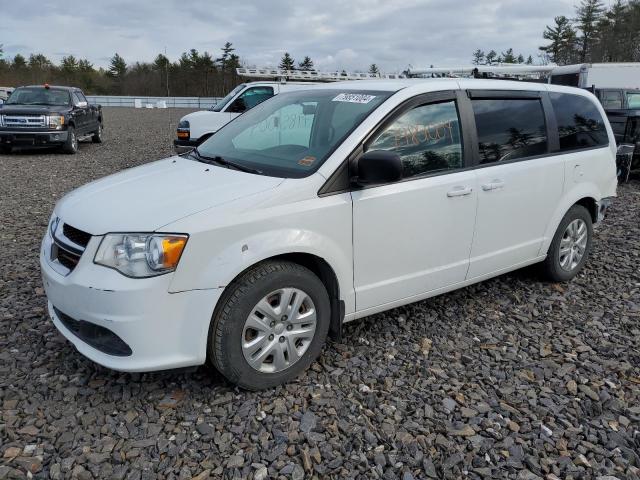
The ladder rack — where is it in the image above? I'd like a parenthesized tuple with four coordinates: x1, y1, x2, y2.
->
(236, 67, 407, 82)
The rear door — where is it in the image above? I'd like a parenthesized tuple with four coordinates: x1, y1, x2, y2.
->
(352, 91, 478, 311)
(466, 90, 564, 279)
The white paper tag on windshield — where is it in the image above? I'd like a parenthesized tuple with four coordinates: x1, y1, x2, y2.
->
(332, 93, 376, 104)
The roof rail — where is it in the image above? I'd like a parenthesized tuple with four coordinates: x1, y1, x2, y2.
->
(236, 67, 407, 82)
(407, 65, 555, 78)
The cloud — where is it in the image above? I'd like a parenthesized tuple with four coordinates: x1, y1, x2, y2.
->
(1, 0, 577, 71)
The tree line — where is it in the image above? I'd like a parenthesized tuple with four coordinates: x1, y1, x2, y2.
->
(539, 0, 640, 65)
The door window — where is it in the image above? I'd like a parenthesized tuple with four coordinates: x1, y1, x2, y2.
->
(600, 90, 622, 109)
(75, 91, 88, 103)
(228, 86, 274, 113)
(550, 92, 608, 151)
(472, 98, 548, 164)
(367, 100, 463, 178)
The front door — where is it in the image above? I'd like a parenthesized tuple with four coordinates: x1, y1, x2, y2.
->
(352, 93, 478, 312)
(466, 93, 564, 278)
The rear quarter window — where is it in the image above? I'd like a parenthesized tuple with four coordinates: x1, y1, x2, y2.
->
(550, 92, 608, 152)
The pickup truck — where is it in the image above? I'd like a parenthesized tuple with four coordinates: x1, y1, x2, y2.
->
(0, 85, 103, 154)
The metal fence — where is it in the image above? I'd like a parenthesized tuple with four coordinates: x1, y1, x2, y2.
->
(86, 95, 221, 109)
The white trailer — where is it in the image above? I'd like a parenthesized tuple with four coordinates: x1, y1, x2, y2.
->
(549, 63, 640, 89)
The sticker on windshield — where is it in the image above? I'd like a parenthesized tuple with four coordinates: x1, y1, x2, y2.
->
(332, 93, 376, 104)
(298, 156, 316, 166)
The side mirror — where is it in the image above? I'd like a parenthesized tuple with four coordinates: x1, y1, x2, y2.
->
(353, 150, 403, 186)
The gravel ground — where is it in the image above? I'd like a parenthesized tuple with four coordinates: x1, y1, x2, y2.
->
(1, 107, 639, 480)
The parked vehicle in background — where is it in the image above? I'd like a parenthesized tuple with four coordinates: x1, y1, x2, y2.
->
(549, 63, 640, 89)
(174, 81, 319, 151)
(607, 108, 640, 181)
(0, 85, 103, 154)
(41, 79, 616, 390)
(0, 87, 13, 101)
(597, 88, 640, 110)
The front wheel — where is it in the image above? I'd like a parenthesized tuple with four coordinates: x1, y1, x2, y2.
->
(61, 127, 78, 154)
(209, 261, 331, 390)
(92, 123, 103, 143)
(542, 205, 593, 282)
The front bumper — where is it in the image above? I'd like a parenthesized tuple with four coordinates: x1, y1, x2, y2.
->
(0, 130, 68, 146)
(40, 230, 222, 372)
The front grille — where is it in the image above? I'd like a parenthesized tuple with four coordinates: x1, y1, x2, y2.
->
(51, 222, 91, 274)
(53, 306, 133, 356)
(63, 224, 92, 248)
(54, 245, 81, 270)
(3, 114, 46, 128)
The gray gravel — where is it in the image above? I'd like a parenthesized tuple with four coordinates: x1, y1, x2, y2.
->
(1, 107, 639, 479)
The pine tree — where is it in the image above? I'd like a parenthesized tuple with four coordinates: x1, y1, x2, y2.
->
(12, 54, 27, 68)
(368, 64, 380, 75)
(502, 48, 517, 63)
(298, 56, 314, 71)
(485, 50, 498, 65)
(526, 55, 534, 65)
(279, 52, 295, 70)
(217, 42, 236, 70)
(472, 49, 486, 65)
(576, 0, 605, 61)
(539, 16, 577, 65)
(107, 53, 127, 78)
(517, 54, 525, 64)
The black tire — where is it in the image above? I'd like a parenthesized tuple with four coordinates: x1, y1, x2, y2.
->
(209, 261, 331, 390)
(92, 122, 103, 143)
(61, 126, 78, 154)
(542, 204, 593, 282)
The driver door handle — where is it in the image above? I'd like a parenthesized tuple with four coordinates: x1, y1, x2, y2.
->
(447, 186, 473, 197)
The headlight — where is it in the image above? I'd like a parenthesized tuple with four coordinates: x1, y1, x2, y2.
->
(177, 120, 190, 139)
(47, 115, 65, 129)
(94, 233, 188, 278)
(178, 120, 190, 129)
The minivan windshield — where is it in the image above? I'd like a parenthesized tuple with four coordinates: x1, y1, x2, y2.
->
(196, 89, 392, 177)
(6, 87, 71, 106)
(211, 84, 246, 112)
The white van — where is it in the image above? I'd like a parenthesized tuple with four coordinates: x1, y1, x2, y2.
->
(42, 79, 616, 389)
(174, 81, 318, 151)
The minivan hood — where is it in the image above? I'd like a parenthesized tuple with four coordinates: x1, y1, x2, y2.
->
(55, 156, 283, 234)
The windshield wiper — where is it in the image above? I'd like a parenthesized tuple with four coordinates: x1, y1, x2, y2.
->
(191, 147, 262, 175)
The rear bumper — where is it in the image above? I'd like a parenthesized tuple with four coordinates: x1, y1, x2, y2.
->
(0, 130, 68, 146)
(597, 197, 614, 223)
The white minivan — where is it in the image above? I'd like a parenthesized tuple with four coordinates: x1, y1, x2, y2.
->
(41, 79, 617, 389)
(174, 81, 319, 151)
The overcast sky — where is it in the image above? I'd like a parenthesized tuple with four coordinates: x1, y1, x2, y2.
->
(1, 0, 577, 72)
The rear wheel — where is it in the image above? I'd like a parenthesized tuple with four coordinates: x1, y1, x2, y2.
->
(209, 261, 331, 390)
(61, 126, 78, 154)
(92, 122, 103, 143)
(542, 205, 593, 282)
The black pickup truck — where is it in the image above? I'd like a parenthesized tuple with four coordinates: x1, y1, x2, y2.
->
(0, 85, 103, 154)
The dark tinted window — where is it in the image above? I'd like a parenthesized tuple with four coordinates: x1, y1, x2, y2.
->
(368, 100, 463, 178)
(229, 86, 274, 113)
(599, 90, 622, 109)
(472, 98, 547, 164)
(550, 92, 608, 151)
(550, 73, 580, 87)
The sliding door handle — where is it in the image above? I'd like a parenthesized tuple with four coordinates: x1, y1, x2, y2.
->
(447, 186, 473, 197)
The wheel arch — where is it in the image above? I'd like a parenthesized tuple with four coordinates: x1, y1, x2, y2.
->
(539, 184, 601, 256)
(212, 252, 344, 342)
